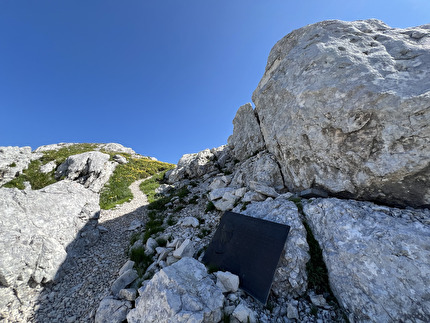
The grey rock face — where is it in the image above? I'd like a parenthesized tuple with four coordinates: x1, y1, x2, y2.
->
(231, 151, 284, 191)
(56, 151, 116, 193)
(95, 297, 132, 323)
(127, 257, 224, 323)
(111, 269, 139, 297)
(98, 143, 136, 155)
(0, 180, 100, 317)
(0, 181, 99, 288)
(252, 19, 430, 207)
(303, 198, 430, 322)
(227, 103, 265, 161)
(167, 149, 217, 183)
(0, 146, 33, 186)
(233, 195, 309, 297)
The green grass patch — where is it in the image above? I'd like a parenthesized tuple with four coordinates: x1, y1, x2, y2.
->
(100, 158, 174, 209)
(139, 171, 170, 203)
(3, 160, 57, 190)
(303, 220, 333, 297)
(8, 162, 17, 167)
(205, 201, 216, 213)
(130, 246, 154, 278)
(289, 196, 304, 213)
(40, 143, 99, 165)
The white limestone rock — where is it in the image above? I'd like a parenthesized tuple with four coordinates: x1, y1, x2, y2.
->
(252, 19, 430, 208)
(39, 160, 57, 173)
(111, 269, 139, 297)
(213, 191, 239, 212)
(173, 238, 195, 259)
(179, 216, 200, 228)
(232, 303, 257, 323)
(249, 181, 279, 198)
(55, 151, 116, 193)
(95, 297, 132, 323)
(303, 198, 430, 322)
(113, 154, 128, 164)
(127, 257, 224, 323)
(231, 151, 284, 191)
(227, 103, 265, 161)
(216, 271, 239, 293)
(233, 195, 309, 297)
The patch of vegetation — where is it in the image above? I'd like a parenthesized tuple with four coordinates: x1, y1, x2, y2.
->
(303, 220, 333, 299)
(142, 211, 165, 243)
(310, 305, 318, 317)
(130, 232, 141, 246)
(189, 195, 199, 205)
(222, 312, 231, 323)
(240, 201, 250, 211)
(167, 215, 176, 226)
(222, 169, 232, 175)
(173, 205, 185, 213)
(100, 158, 174, 209)
(176, 186, 190, 199)
(205, 201, 216, 213)
(130, 246, 154, 277)
(139, 171, 170, 203)
(189, 181, 198, 187)
(206, 263, 219, 274)
(8, 162, 16, 167)
(3, 160, 56, 190)
(40, 143, 99, 165)
(198, 228, 211, 239)
(156, 237, 167, 247)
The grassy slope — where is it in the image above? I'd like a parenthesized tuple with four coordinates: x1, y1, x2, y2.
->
(3, 143, 175, 210)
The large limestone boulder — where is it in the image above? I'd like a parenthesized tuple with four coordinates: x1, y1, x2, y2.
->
(303, 198, 430, 322)
(252, 19, 430, 208)
(227, 103, 265, 161)
(0, 181, 100, 315)
(56, 151, 116, 193)
(233, 196, 310, 297)
(127, 257, 224, 323)
(0, 146, 34, 186)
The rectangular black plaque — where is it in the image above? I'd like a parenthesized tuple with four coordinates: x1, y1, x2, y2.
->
(202, 211, 290, 304)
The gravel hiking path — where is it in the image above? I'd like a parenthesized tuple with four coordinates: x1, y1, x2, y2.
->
(33, 178, 151, 323)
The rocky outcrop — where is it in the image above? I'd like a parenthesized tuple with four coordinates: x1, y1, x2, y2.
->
(303, 198, 430, 322)
(227, 103, 265, 161)
(0, 146, 34, 186)
(233, 196, 309, 297)
(252, 19, 430, 208)
(0, 181, 100, 318)
(127, 257, 224, 323)
(56, 151, 116, 193)
(166, 146, 234, 183)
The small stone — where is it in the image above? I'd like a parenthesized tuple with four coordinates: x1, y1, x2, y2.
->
(233, 303, 257, 323)
(310, 294, 330, 309)
(173, 239, 194, 259)
(95, 297, 131, 323)
(287, 303, 299, 320)
(118, 260, 135, 276)
(216, 271, 240, 293)
(119, 288, 137, 301)
(127, 219, 143, 231)
(111, 269, 138, 297)
(113, 154, 128, 164)
(180, 216, 199, 228)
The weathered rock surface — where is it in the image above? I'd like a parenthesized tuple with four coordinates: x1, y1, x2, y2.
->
(167, 149, 217, 183)
(0, 180, 100, 319)
(233, 195, 309, 297)
(303, 198, 430, 322)
(0, 146, 34, 186)
(95, 297, 132, 323)
(231, 151, 284, 190)
(252, 19, 430, 208)
(56, 151, 116, 193)
(227, 103, 265, 161)
(127, 257, 224, 323)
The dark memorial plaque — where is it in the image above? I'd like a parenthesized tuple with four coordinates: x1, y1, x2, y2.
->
(202, 211, 290, 304)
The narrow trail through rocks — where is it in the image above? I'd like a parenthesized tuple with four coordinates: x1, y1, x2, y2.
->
(33, 178, 151, 323)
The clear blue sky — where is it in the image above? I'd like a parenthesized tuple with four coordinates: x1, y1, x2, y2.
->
(1, 1, 428, 164)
